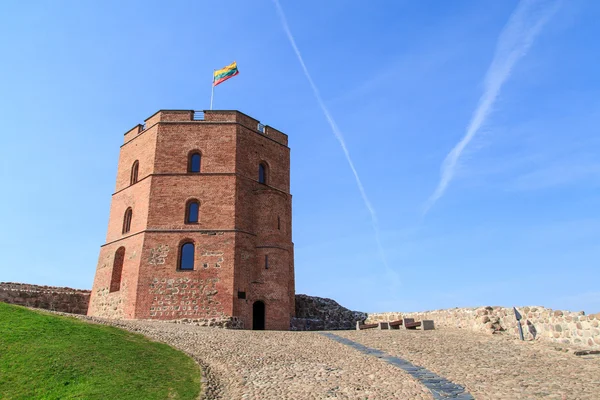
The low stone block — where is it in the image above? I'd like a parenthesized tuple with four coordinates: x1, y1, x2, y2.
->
(422, 320, 435, 330)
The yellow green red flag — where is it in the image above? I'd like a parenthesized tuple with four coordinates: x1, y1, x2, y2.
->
(213, 61, 239, 87)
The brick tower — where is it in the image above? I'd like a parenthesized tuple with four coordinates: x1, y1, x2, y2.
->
(88, 110, 295, 330)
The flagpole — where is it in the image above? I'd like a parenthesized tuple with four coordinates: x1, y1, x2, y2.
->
(210, 70, 215, 110)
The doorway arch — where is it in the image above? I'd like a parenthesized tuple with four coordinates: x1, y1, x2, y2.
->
(252, 301, 265, 330)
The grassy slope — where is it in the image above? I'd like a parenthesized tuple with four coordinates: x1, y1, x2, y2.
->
(0, 303, 200, 400)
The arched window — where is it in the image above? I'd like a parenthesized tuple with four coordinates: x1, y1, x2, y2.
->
(188, 152, 201, 173)
(130, 160, 139, 185)
(179, 242, 195, 270)
(122, 208, 132, 234)
(258, 162, 267, 184)
(110, 247, 125, 292)
(185, 200, 200, 224)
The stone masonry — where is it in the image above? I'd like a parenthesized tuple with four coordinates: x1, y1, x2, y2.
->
(0, 282, 90, 314)
(291, 294, 367, 330)
(7, 277, 598, 349)
(366, 306, 600, 349)
(87, 110, 295, 330)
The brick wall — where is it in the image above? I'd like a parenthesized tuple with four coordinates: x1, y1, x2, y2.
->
(88, 110, 295, 330)
(366, 306, 600, 349)
(88, 233, 145, 319)
(0, 282, 90, 314)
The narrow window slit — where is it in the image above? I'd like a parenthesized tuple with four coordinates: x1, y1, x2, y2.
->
(122, 208, 132, 234)
(130, 161, 139, 185)
(110, 247, 125, 293)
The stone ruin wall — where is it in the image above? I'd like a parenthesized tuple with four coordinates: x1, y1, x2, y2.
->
(291, 294, 367, 331)
(0, 282, 91, 315)
(366, 306, 600, 349)
(3, 281, 598, 347)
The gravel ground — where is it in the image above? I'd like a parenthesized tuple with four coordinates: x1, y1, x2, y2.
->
(63, 313, 599, 399)
(335, 329, 600, 400)
(77, 317, 432, 399)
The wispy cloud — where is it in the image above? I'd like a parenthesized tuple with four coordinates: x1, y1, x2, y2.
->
(326, 46, 457, 107)
(272, 0, 399, 286)
(424, 0, 560, 213)
(511, 161, 600, 190)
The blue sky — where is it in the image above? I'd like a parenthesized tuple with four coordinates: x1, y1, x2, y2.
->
(1, 0, 599, 314)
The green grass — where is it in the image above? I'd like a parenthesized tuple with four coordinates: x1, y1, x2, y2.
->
(0, 303, 201, 400)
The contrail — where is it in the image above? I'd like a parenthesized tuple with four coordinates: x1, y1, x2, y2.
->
(272, 0, 399, 286)
(424, 0, 560, 213)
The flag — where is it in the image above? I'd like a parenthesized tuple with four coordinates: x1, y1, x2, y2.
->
(213, 61, 239, 87)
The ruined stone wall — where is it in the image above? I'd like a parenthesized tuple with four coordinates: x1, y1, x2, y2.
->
(0, 282, 90, 314)
(366, 306, 600, 349)
(291, 294, 367, 331)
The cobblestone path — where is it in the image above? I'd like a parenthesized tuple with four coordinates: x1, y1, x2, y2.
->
(87, 318, 433, 399)
(74, 315, 600, 399)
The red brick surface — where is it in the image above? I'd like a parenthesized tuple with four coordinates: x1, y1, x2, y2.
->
(88, 110, 295, 330)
